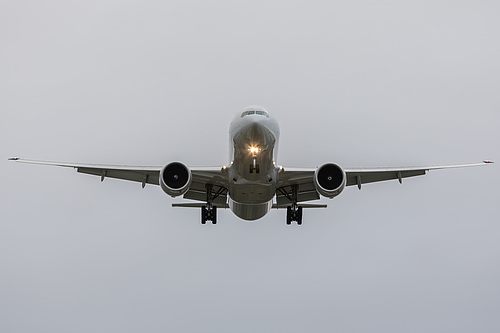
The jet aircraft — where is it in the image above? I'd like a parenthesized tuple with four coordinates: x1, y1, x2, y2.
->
(9, 106, 493, 225)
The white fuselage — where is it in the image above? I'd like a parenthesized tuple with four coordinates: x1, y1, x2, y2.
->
(227, 107, 280, 220)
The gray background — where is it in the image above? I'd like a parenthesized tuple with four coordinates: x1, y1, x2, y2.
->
(1, 1, 499, 332)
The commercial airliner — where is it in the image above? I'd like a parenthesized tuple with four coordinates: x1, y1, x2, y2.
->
(9, 106, 493, 225)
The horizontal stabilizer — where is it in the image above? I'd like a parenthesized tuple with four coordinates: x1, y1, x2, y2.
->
(272, 204, 327, 209)
(172, 203, 327, 209)
(172, 203, 229, 208)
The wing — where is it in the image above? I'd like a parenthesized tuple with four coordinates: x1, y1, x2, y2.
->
(9, 158, 162, 187)
(181, 167, 228, 207)
(8, 158, 228, 205)
(276, 161, 493, 206)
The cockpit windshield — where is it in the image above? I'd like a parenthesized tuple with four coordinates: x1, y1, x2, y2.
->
(241, 110, 269, 118)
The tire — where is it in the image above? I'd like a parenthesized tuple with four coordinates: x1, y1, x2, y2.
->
(286, 207, 292, 225)
(297, 207, 303, 225)
(212, 207, 217, 224)
(201, 207, 207, 224)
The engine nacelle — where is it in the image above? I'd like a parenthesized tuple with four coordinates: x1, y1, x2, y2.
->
(314, 163, 346, 198)
(160, 162, 192, 197)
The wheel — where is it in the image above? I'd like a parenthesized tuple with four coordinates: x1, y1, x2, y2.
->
(212, 207, 217, 224)
(201, 207, 207, 224)
(286, 207, 292, 225)
(297, 207, 303, 225)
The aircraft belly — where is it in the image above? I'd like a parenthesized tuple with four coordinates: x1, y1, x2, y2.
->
(229, 198, 273, 221)
(229, 182, 275, 203)
(227, 181, 276, 220)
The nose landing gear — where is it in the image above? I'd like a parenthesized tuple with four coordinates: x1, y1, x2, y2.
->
(249, 158, 260, 173)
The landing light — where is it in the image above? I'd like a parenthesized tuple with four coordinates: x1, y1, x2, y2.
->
(250, 147, 260, 154)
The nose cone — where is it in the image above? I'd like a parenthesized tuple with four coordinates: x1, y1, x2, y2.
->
(230, 105, 279, 149)
(242, 118, 268, 142)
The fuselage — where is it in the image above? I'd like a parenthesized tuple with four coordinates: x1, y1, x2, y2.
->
(227, 106, 280, 220)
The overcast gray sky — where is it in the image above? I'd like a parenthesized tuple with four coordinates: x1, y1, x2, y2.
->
(1, 1, 499, 332)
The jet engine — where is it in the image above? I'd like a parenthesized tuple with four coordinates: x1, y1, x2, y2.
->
(314, 163, 346, 198)
(160, 162, 192, 197)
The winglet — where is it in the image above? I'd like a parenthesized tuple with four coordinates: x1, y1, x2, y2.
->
(483, 160, 494, 164)
(8, 157, 20, 161)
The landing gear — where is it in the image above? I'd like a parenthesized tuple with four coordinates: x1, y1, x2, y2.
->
(282, 184, 303, 225)
(200, 184, 222, 225)
(249, 157, 260, 174)
(201, 205, 217, 224)
(286, 205, 303, 225)
(249, 164, 260, 173)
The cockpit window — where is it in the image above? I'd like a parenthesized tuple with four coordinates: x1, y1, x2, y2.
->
(241, 110, 269, 117)
(241, 111, 255, 117)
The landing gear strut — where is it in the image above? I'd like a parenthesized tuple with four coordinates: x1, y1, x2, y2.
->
(200, 184, 223, 225)
(282, 184, 303, 225)
(250, 157, 260, 173)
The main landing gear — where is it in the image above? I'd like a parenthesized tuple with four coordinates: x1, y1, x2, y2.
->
(201, 205, 217, 224)
(281, 184, 303, 225)
(200, 184, 225, 225)
(286, 205, 303, 225)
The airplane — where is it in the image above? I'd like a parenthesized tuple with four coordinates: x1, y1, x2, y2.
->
(9, 105, 493, 225)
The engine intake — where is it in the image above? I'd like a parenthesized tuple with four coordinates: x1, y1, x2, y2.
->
(160, 162, 192, 197)
(314, 163, 346, 198)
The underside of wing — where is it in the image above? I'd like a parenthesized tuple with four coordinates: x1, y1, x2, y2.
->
(182, 167, 228, 206)
(8, 159, 229, 196)
(276, 161, 492, 204)
(276, 168, 318, 206)
(345, 162, 492, 189)
(9, 158, 162, 187)
(10, 158, 492, 208)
